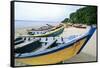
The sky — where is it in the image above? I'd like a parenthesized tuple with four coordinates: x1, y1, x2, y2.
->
(15, 2, 85, 22)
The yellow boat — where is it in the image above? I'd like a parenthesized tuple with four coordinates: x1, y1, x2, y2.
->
(15, 26, 96, 66)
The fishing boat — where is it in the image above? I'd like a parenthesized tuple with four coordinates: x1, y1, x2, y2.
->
(15, 26, 96, 65)
(26, 23, 65, 37)
(73, 24, 87, 28)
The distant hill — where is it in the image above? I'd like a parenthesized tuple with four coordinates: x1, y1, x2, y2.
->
(62, 6, 97, 25)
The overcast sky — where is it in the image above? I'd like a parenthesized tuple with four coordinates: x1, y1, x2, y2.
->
(15, 2, 85, 22)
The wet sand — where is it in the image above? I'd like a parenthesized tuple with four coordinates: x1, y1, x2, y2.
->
(15, 26, 97, 66)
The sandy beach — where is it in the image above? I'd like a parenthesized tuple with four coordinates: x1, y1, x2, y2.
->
(63, 30, 97, 63)
(15, 26, 97, 66)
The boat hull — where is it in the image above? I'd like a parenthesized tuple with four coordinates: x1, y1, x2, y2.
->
(28, 26, 64, 37)
(15, 38, 86, 65)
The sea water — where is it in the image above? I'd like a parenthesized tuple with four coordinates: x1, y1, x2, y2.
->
(15, 20, 60, 29)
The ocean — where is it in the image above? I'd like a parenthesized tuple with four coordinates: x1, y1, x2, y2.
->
(15, 20, 60, 29)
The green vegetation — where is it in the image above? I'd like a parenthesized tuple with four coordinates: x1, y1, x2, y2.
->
(62, 6, 97, 25)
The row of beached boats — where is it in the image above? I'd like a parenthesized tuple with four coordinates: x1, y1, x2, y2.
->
(65, 23, 87, 28)
(14, 23, 96, 65)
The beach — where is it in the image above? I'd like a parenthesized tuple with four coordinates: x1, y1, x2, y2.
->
(63, 29, 97, 63)
(15, 26, 97, 66)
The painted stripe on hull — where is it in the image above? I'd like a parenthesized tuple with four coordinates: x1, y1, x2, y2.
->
(47, 28, 64, 37)
(16, 38, 86, 65)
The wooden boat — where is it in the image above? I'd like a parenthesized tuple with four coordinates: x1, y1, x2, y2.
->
(26, 24, 65, 37)
(15, 26, 96, 65)
(73, 24, 87, 28)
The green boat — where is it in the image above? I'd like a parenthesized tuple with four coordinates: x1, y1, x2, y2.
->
(26, 24, 65, 37)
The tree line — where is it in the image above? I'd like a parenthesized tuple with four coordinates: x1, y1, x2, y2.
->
(62, 6, 97, 25)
